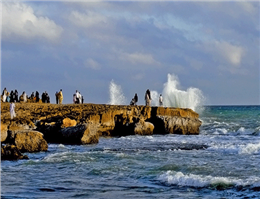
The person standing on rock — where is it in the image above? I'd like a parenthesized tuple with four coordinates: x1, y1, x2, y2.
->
(10, 102, 16, 120)
(75, 90, 80, 104)
(55, 91, 59, 104)
(36, 91, 40, 102)
(23, 91, 27, 102)
(14, 90, 19, 102)
(79, 92, 82, 104)
(159, 94, 163, 107)
(2, 88, 8, 102)
(58, 89, 63, 104)
(145, 89, 151, 106)
(134, 93, 138, 105)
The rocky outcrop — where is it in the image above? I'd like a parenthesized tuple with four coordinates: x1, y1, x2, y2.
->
(60, 122, 100, 144)
(8, 130, 48, 153)
(157, 116, 202, 135)
(1, 103, 202, 159)
(1, 144, 29, 160)
(134, 121, 154, 135)
(1, 123, 8, 142)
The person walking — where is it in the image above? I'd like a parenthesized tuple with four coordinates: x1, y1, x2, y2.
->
(10, 102, 16, 120)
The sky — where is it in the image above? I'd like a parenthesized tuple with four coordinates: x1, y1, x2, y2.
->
(1, 1, 260, 105)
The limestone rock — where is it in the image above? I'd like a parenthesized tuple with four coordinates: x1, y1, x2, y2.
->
(1, 123, 8, 142)
(134, 121, 154, 135)
(60, 123, 100, 144)
(1, 144, 29, 160)
(159, 116, 202, 135)
(11, 131, 48, 152)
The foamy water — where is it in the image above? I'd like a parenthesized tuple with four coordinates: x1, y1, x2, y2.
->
(1, 105, 259, 198)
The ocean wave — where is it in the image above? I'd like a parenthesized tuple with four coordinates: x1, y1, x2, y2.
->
(158, 171, 260, 190)
(207, 142, 260, 155)
(239, 143, 260, 154)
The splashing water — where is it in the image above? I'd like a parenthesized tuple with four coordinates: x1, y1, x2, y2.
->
(152, 74, 205, 111)
(108, 80, 126, 105)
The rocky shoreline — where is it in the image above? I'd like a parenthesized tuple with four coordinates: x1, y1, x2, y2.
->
(1, 103, 202, 160)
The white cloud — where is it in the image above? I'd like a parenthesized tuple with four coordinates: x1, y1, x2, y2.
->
(2, 2, 63, 42)
(69, 10, 108, 28)
(84, 58, 101, 70)
(131, 73, 144, 80)
(215, 41, 244, 66)
(204, 41, 245, 67)
(120, 52, 159, 65)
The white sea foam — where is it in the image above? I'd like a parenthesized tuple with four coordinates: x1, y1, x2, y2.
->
(108, 79, 126, 105)
(239, 143, 260, 154)
(158, 171, 258, 188)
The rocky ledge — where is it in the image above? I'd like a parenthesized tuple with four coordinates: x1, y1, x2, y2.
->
(1, 103, 202, 160)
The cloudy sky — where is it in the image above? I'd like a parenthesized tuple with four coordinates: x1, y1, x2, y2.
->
(1, 1, 259, 105)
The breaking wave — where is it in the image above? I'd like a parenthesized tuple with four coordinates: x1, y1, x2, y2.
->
(158, 171, 260, 189)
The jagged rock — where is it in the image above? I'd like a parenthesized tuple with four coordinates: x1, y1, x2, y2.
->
(60, 123, 99, 144)
(9, 130, 48, 152)
(134, 121, 154, 135)
(1, 144, 29, 160)
(1, 123, 8, 142)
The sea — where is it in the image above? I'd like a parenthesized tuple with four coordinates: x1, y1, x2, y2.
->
(1, 105, 260, 199)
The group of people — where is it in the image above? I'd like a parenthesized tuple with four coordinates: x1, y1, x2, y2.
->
(2, 88, 55, 104)
(130, 89, 163, 107)
(73, 90, 84, 104)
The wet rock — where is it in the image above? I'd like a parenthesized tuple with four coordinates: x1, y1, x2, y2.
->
(134, 120, 154, 135)
(60, 123, 100, 144)
(1, 144, 29, 160)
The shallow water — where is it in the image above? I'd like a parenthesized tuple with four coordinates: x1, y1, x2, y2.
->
(1, 106, 260, 198)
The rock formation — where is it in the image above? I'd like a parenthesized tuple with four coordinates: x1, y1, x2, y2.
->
(1, 102, 202, 160)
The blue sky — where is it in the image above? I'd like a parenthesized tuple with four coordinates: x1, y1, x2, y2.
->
(1, 1, 259, 105)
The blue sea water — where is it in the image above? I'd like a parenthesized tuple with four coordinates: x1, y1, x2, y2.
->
(1, 106, 260, 199)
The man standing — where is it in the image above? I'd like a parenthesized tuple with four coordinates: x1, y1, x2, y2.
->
(75, 90, 80, 104)
(58, 89, 63, 104)
(145, 89, 151, 106)
(55, 91, 59, 104)
(134, 93, 138, 105)
(10, 102, 16, 119)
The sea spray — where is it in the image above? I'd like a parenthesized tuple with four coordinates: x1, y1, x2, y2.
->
(108, 80, 126, 105)
(152, 74, 205, 111)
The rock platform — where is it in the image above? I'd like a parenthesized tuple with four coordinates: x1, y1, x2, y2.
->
(1, 103, 202, 160)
